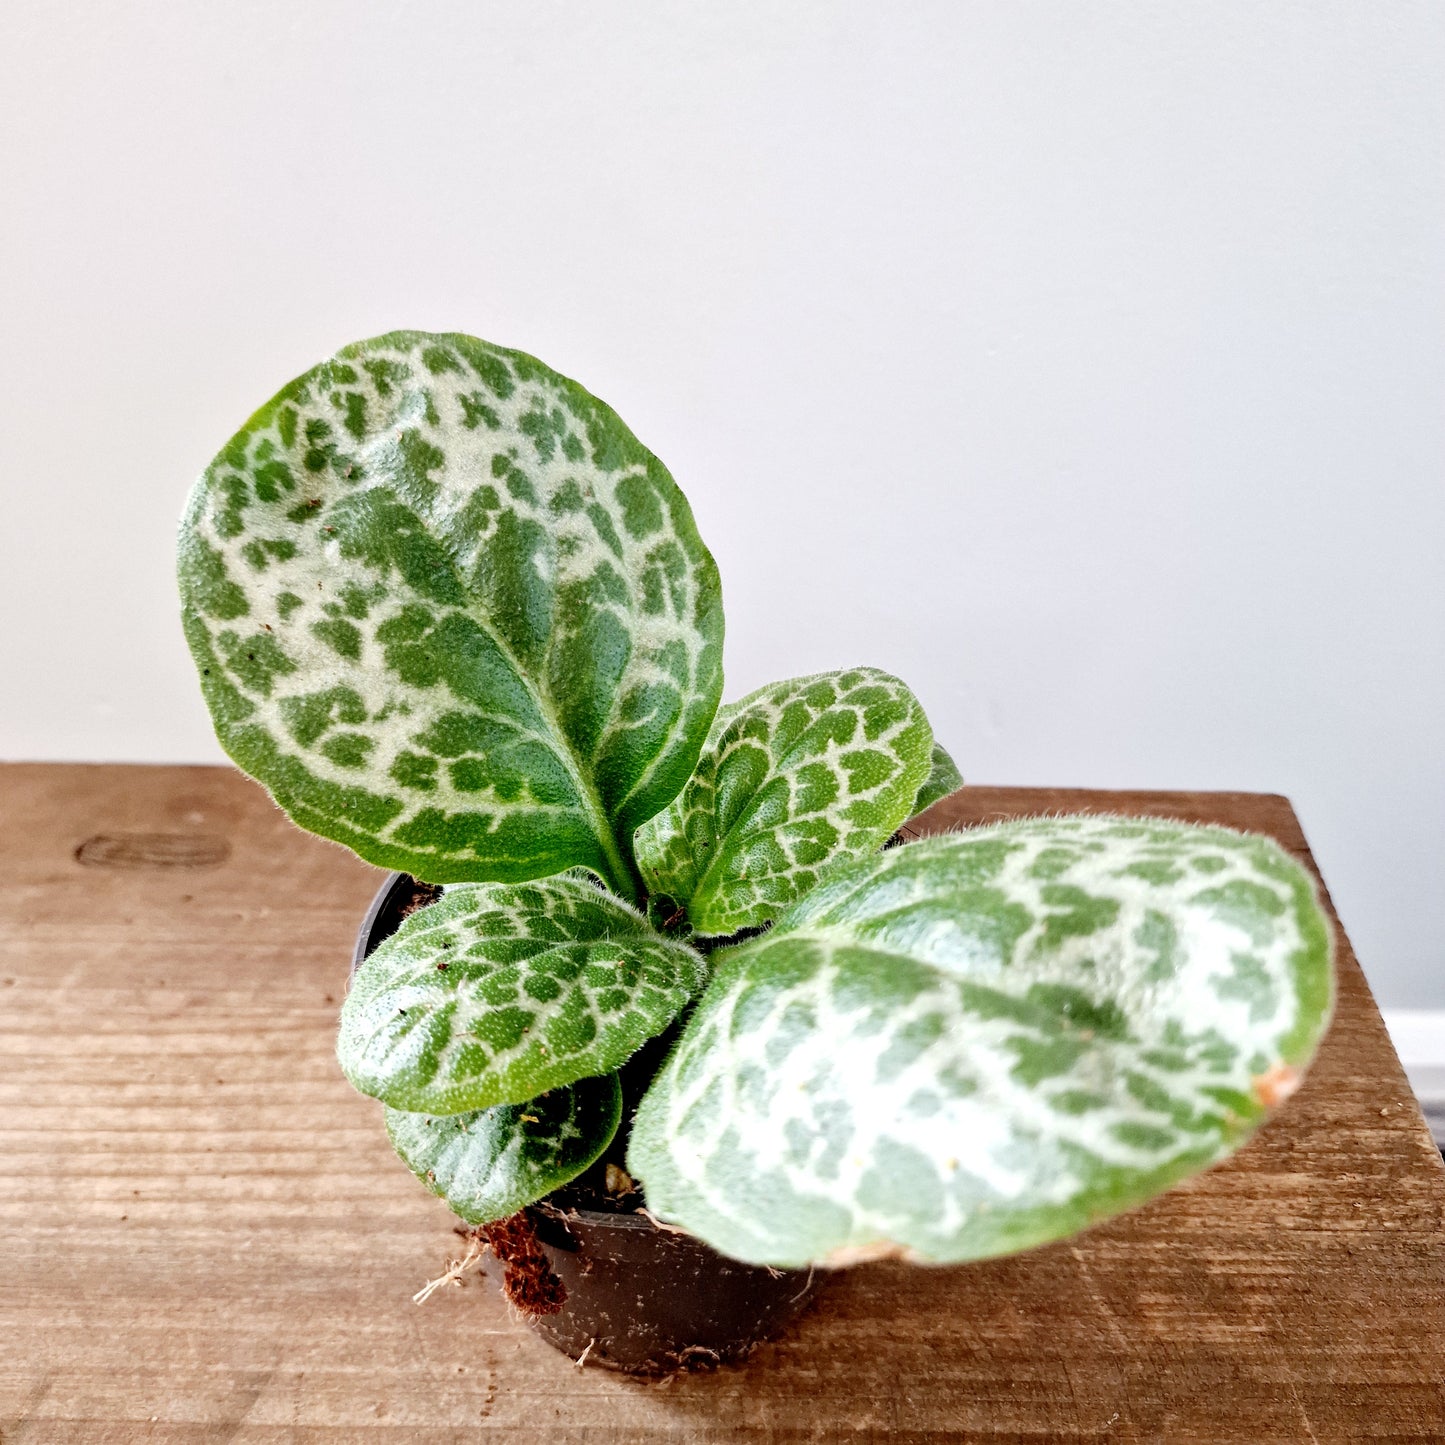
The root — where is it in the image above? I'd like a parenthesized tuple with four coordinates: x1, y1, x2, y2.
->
(413, 1229, 486, 1304)
(414, 1213, 568, 1316)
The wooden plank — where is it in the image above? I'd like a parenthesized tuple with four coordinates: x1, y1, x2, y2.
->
(1, 763, 1442, 1443)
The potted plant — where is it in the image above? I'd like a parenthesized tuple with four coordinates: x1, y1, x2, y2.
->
(178, 330, 1334, 1372)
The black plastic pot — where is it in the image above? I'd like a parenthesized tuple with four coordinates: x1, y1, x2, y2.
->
(353, 871, 823, 1372)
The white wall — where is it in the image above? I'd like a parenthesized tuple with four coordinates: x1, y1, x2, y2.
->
(2, 3, 1441, 1005)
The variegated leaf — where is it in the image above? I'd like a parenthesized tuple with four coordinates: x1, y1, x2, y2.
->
(633, 669, 934, 936)
(384, 1073, 622, 1225)
(627, 816, 1334, 1268)
(338, 876, 707, 1113)
(178, 331, 724, 899)
(911, 741, 963, 816)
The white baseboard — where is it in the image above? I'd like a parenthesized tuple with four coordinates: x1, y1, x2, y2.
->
(1381, 1010, 1445, 1067)
(1381, 1011, 1445, 1116)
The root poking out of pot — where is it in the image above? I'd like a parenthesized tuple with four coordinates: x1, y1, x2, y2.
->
(480, 1213, 567, 1316)
(413, 1230, 487, 1304)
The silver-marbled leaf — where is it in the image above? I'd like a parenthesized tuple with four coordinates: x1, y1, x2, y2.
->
(178, 331, 724, 899)
(911, 741, 964, 816)
(338, 876, 707, 1113)
(384, 1073, 622, 1225)
(633, 669, 934, 936)
(627, 815, 1334, 1268)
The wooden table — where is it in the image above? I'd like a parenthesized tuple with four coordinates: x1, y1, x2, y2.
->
(3, 765, 1443, 1443)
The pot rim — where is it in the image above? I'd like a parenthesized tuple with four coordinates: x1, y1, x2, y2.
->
(531, 1198, 699, 1236)
(351, 868, 408, 976)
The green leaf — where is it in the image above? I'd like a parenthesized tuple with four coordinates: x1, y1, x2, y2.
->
(627, 815, 1334, 1268)
(385, 1073, 622, 1225)
(911, 741, 963, 815)
(633, 668, 934, 936)
(178, 330, 724, 899)
(338, 874, 707, 1113)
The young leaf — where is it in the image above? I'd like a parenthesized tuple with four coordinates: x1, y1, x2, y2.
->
(178, 330, 724, 898)
(627, 816, 1334, 1268)
(338, 875, 707, 1113)
(911, 741, 964, 816)
(633, 668, 934, 936)
(384, 1073, 622, 1225)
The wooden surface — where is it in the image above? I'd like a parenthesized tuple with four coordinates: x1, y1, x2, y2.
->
(3, 764, 1443, 1444)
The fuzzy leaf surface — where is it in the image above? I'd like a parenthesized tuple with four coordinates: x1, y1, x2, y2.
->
(338, 877, 707, 1113)
(384, 1073, 621, 1224)
(628, 816, 1334, 1267)
(633, 668, 933, 936)
(911, 742, 963, 815)
(178, 330, 724, 896)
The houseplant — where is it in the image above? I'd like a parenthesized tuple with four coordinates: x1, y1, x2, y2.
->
(178, 329, 1334, 1369)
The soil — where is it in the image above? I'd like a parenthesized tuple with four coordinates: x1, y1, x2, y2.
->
(547, 1019, 683, 1216)
(397, 880, 442, 918)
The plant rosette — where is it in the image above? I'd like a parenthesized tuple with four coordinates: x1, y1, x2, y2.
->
(178, 330, 1335, 1369)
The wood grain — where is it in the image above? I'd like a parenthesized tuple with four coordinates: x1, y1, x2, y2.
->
(1, 764, 1442, 1443)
